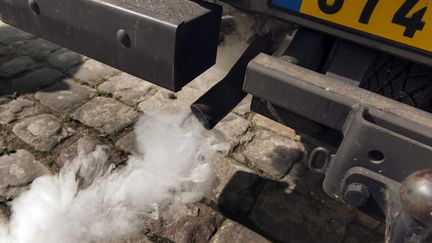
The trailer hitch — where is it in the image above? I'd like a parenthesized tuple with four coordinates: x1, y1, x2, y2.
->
(244, 53, 432, 241)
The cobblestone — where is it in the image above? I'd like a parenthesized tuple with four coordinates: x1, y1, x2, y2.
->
(210, 219, 270, 243)
(154, 204, 224, 243)
(253, 114, 296, 139)
(69, 59, 118, 84)
(0, 150, 48, 198)
(249, 182, 356, 243)
(13, 114, 73, 152)
(0, 98, 43, 125)
(213, 113, 250, 151)
(0, 26, 33, 45)
(240, 129, 304, 178)
(138, 87, 201, 112)
(115, 132, 138, 155)
(99, 73, 155, 106)
(6, 68, 64, 94)
(211, 156, 254, 200)
(19, 38, 60, 59)
(35, 79, 94, 112)
(48, 48, 83, 70)
(0, 56, 38, 78)
(73, 97, 139, 134)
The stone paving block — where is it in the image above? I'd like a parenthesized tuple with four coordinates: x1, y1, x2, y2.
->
(99, 73, 155, 106)
(233, 95, 252, 116)
(20, 38, 60, 58)
(57, 135, 121, 167)
(73, 97, 139, 134)
(138, 87, 201, 113)
(240, 129, 304, 178)
(213, 113, 250, 152)
(210, 219, 270, 243)
(211, 156, 254, 200)
(69, 59, 118, 84)
(57, 136, 121, 187)
(0, 45, 13, 63)
(0, 56, 38, 78)
(13, 114, 73, 152)
(115, 132, 138, 155)
(252, 114, 296, 139)
(0, 98, 43, 125)
(0, 150, 48, 197)
(35, 79, 94, 112)
(7, 68, 64, 94)
(249, 182, 357, 243)
(153, 204, 224, 243)
(343, 224, 383, 243)
(0, 26, 33, 45)
(48, 48, 83, 70)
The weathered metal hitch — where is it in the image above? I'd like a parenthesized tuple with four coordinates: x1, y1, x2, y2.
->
(244, 53, 432, 242)
(0, 0, 221, 91)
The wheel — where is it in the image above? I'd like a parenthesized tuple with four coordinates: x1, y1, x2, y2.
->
(360, 53, 432, 112)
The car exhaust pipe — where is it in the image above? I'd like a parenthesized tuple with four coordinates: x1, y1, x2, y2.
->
(191, 35, 270, 130)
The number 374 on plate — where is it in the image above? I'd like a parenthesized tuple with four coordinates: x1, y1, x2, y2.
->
(272, 0, 432, 53)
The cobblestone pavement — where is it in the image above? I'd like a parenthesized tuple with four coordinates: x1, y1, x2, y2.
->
(0, 22, 385, 242)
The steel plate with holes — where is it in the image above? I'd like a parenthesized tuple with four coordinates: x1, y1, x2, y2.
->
(0, 0, 221, 91)
(272, 0, 432, 54)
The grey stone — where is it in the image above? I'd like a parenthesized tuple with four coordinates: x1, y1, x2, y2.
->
(343, 224, 383, 243)
(9, 68, 64, 93)
(211, 156, 254, 201)
(73, 97, 139, 134)
(69, 59, 118, 83)
(138, 87, 201, 112)
(106, 235, 152, 243)
(157, 204, 224, 243)
(216, 158, 264, 215)
(115, 132, 138, 155)
(13, 114, 72, 152)
(0, 98, 43, 125)
(0, 136, 4, 148)
(249, 182, 355, 243)
(210, 220, 270, 243)
(48, 48, 83, 70)
(57, 136, 105, 167)
(233, 95, 252, 116)
(99, 73, 155, 105)
(0, 45, 13, 63)
(0, 26, 33, 45)
(21, 38, 60, 58)
(214, 113, 250, 152)
(252, 114, 296, 139)
(35, 79, 94, 112)
(0, 150, 48, 197)
(57, 136, 121, 188)
(0, 56, 38, 78)
(241, 129, 303, 178)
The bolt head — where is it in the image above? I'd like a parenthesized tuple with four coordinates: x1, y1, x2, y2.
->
(343, 183, 370, 207)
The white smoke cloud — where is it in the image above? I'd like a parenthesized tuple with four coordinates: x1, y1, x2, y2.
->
(0, 111, 227, 243)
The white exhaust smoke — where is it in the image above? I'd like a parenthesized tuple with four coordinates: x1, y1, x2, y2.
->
(0, 111, 228, 243)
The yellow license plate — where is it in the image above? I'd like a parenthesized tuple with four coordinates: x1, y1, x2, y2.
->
(272, 0, 432, 53)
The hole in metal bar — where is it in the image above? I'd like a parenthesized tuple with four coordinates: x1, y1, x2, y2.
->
(28, 0, 41, 15)
(116, 29, 131, 48)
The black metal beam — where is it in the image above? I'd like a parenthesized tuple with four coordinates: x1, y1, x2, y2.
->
(0, 0, 221, 91)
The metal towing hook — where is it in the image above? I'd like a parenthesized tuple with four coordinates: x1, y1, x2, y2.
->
(389, 169, 432, 243)
(308, 145, 432, 242)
